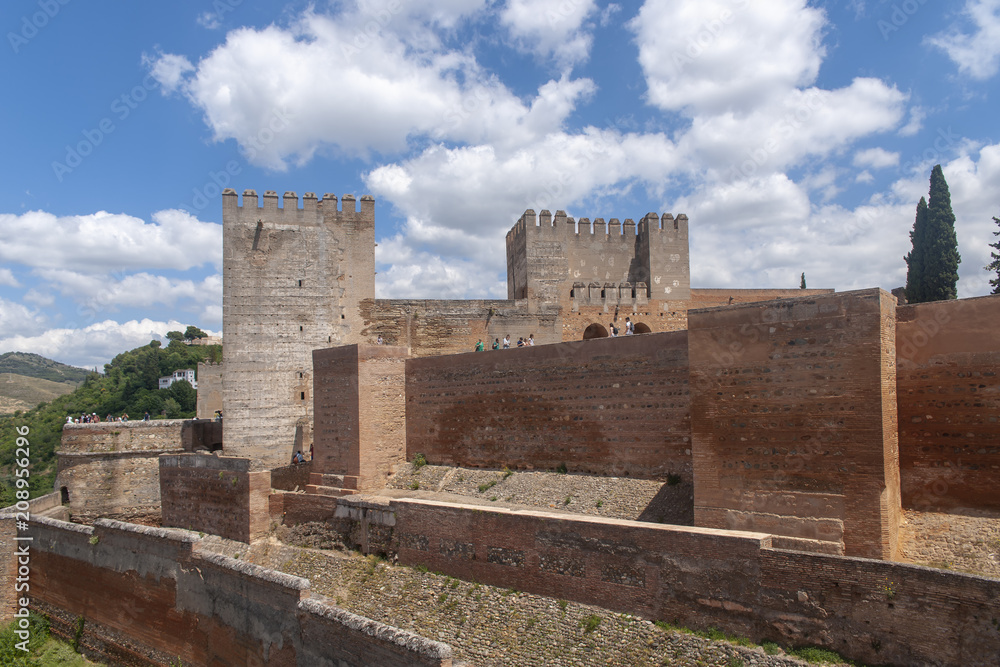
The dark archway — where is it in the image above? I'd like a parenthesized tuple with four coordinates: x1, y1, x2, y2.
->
(583, 323, 609, 340)
(633, 322, 652, 334)
(60, 486, 69, 505)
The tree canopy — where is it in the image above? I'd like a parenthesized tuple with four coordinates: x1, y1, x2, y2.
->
(0, 339, 221, 506)
(986, 214, 1000, 295)
(184, 325, 208, 340)
(904, 165, 960, 302)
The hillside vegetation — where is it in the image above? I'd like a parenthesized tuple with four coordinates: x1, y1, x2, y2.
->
(0, 352, 91, 384)
(0, 339, 222, 507)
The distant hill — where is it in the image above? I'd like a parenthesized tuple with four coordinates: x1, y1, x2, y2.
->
(0, 353, 89, 415)
(0, 373, 80, 415)
(0, 352, 91, 384)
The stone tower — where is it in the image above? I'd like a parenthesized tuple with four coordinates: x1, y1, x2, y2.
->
(221, 189, 375, 467)
(505, 209, 690, 311)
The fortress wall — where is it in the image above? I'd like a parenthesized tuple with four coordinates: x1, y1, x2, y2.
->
(689, 289, 900, 560)
(690, 288, 836, 309)
(896, 295, 1000, 510)
(360, 298, 563, 355)
(196, 360, 223, 419)
(379, 497, 1000, 667)
(3, 515, 451, 666)
(405, 331, 691, 480)
(159, 454, 271, 542)
(312, 345, 408, 490)
(56, 420, 187, 517)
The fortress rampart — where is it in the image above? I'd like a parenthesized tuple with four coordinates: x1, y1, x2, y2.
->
(0, 514, 452, 666)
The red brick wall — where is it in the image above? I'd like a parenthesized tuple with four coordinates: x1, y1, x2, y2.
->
(388, 497, 1000, 667)
(159, 454, 271, 543)
(313, 345, 408, 490)
(405, 332, 691, 480)
(896, 295, 1000, 510)
(689, 289, 900, 559)
(9, 515, 452, 666)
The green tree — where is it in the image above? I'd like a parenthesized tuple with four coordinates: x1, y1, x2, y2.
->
(165, 330, 184, 342)
(904, 197, 928, 303)
(986, 214, 1000, 295)
(184, 325, 208, 341)
(799, 272, 806, 289)
(923, 165, 961, 300)
(167, 379, 197, 414)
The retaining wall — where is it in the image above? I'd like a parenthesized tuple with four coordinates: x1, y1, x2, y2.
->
(0, 515, 451, 666)
(160, 454, 271, 543)
(277, 494, 1000, 667)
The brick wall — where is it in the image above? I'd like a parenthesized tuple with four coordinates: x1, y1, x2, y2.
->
(313, 345, 409, 490)
(896, 295, 1000, 510)
(159, 454, 271, 542)
(689, 289, 900, 559)
(405, 332, 691, 480)
(2, 515, 452, 666)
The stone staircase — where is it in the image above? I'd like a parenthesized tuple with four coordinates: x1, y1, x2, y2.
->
(305, 473, 360, 497)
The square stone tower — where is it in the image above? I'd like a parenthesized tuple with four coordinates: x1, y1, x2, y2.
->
(221, 189, 375, 467)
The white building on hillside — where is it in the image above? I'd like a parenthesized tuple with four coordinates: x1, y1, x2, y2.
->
(159, 368, 197, 390)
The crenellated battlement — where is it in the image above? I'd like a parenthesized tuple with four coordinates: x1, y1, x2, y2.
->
(222, 188, 375, 227)
(506, 208, 687, 239)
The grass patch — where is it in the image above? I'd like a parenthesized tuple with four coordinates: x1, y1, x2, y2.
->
(596, 499, 603, 508)
(556, 462, 568, 474)
(413, 453, 427, 470)
(788, 645, 853, 665)
(502, 466, 513, 479)
(762, 641, 781, 655)
(579, 614, 602, 634)
(409, 481, 420, 490)
(564, 495, 571, 505)
(478, 480, 497, 493)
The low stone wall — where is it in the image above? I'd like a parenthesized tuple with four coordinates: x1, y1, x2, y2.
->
(160, 454, 271, 543)
(276, 494, 1000, 667)
(0, 515, 452, 666)
(270, 460, 313, 491)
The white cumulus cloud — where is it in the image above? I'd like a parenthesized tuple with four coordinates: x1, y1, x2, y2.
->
(927, 0, 1000, 80)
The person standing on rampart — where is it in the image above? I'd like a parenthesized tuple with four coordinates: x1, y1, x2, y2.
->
(475, 339, 485, 351)
(503, 335, 510, 348)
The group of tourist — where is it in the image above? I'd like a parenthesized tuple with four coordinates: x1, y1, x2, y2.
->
(67, 412, 132, 424)
(475, 334, 535, 351)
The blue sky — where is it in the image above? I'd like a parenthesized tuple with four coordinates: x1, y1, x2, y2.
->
(1, 0, 998, 368)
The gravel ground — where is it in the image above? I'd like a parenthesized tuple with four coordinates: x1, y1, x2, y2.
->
(897, 508, 1000, 577)
(202, 535, 849, 667)
(386, 463, 693, 525)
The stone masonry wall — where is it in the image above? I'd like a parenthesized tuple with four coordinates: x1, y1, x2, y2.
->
(279, 494, 1000, 667)
(896, 294, 1000, 510)
(689, 289, 900, 559)
(196, 360, 223, 419)
(56, 420, 186, 518)
(406, 331, 691, 480)
(222, 189, 376, 468)
(0, 515, 452, 666)
(160, 454, 271, 543)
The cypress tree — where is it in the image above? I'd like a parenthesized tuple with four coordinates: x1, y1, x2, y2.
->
(800, 272, 806, 289)
(922, 164, 961, 300)
(903, 197, 928, 303)
(987, 214, 1000, 295)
